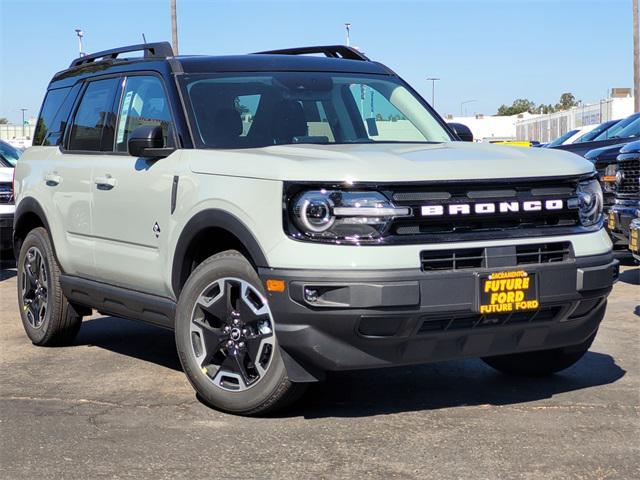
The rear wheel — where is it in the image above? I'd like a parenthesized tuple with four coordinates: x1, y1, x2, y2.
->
(17, 227, 82, 346)
(175, 250, 305, 415)
(482, 331, 597, 377)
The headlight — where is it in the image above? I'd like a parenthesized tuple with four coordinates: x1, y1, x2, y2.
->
(576, 178, 603, 227)
(602, 164, 617, 192)
(289, 190, 410, 242)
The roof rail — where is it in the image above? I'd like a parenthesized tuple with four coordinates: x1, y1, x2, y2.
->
(253, 45, 370, 61)
(69, 41, 174, 68)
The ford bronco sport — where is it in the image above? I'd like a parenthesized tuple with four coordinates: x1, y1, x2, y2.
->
(14, 43, 618, 415)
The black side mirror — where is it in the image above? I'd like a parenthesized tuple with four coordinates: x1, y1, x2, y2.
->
(448, 122, 474, 142)
(127, 125, 174, 158)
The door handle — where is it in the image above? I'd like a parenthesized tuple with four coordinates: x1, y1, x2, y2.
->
(44, 173, 61, 186)
(94, 175, 117, 190)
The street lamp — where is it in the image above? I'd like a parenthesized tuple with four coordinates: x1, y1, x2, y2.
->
(426, 77, 440, 108)
(460, 99, 477, 116)
(20, 108, 27, 138)
(344, 23, 351, 46)
(74, 28, 84, 57)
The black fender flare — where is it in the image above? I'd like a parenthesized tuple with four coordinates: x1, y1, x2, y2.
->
(12, 197, 53, 258)
(171, 209, 269, 297)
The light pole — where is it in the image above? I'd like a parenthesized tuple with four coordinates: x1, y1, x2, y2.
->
(171, 0, 179, 54)
(344, 23, 351, 46)
(460, 99, 477, 116)
(74, 28, 84, 57)
(20, 109, 27, 138)
(426, 77, 440, 108)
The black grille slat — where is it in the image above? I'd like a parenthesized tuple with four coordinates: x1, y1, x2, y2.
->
(420, 242, 572, 271)
(614, 158, 639, 196)
(417, 307, 561, 334)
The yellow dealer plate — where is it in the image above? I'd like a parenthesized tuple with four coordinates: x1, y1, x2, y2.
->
(630, 228, 639, 253)
(477, 270, 539, 314)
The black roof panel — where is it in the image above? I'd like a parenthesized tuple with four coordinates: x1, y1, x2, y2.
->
(177, 54, 390, 75)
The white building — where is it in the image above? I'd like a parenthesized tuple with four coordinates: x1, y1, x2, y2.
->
(515, 95, 635, 143)
(444, 112, 538, 142)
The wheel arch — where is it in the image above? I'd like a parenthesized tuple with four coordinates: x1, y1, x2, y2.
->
(171, 209, 269, 299)
(13, 197, 53, 260)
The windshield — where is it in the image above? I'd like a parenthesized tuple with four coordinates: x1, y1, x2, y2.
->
(0, 140, 20, 166)
(594, 113, 640, 140)
(546, 129, 579, 147)
(574, 120, 619, 143)
(180, 72, 452, 148)
(612, 116, 640, 139)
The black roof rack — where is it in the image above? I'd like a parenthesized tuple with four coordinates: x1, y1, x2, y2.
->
(69, 41, 174, 68)
(253, 45, 370, 61)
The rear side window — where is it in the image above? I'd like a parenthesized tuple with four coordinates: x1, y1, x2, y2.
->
(68, 78, 119, 151)
(33, 86, 78, 146)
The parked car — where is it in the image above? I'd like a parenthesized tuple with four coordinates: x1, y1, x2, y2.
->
(552, 112, 640, 157)
(573, 119, 621, 144)
(14, 42, 618, 415)
(544, 129, 581, 148)
(607, 141, 640, 255)
(0, 140, 19, 252)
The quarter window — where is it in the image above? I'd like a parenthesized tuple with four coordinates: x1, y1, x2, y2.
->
(115, 76, 173, 152)
(68, 78, 119, 151)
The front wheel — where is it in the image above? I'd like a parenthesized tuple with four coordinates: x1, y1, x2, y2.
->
(482, 330, 597, 377)
(174, 250, 305, 415)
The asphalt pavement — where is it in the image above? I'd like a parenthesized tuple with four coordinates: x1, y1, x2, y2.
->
(1, 257, 638, 480)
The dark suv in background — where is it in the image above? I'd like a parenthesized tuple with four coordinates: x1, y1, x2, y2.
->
(607, 141, 640, 253)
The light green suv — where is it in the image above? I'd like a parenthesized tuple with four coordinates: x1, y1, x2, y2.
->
(13, 43, 618, 415)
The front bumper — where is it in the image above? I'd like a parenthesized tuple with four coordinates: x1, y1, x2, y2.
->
(608, 203, 639, 245)
(260, 252, 618, 381)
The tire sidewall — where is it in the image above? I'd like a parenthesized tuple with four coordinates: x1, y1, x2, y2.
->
(175, 252, 288, 413)
(17, 228, 55, 344)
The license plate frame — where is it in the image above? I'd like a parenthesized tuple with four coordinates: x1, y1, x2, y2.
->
(476, 270, 540, 315)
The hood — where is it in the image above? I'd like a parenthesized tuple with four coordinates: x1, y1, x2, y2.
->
(189, 141, 594, 182)
(584, 143, 627, 168)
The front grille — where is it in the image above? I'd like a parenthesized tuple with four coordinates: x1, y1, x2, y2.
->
(420, 242, 573, 271)
(0, 182, 12, 204)
(417, 306, 561, 334)
(387, 177, 584, 243)
(515, 242, 572, 265)
(614, 157, 639, 198)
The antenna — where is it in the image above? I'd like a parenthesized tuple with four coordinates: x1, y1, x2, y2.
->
(142, 33, 147, 44)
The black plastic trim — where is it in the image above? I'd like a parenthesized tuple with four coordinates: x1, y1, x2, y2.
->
(171, 209, 269, 297)
(170, 176, 179, 214)
(12, 197, 53, 259)
(60, 275, 176, 329)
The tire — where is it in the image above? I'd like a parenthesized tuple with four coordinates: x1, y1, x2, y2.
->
(482, 330, 597, 377)
(16, 227, 82, 346)
(175, 250, 306, 415)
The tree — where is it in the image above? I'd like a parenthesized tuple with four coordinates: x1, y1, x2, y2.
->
(0, 118, 8, 124)
(496, 98, 536, 116)
(555, 92, 579, 111)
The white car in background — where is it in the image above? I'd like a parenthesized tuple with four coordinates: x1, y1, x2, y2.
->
(0, 140, 19, 251)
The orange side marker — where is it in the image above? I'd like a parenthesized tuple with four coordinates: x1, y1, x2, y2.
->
(266, 279, 285, 292)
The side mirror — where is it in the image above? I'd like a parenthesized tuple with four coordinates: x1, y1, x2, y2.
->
(127, 125, 174, 158)
(448, 122, 474, 142)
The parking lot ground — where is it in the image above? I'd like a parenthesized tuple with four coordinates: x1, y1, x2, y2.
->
(0, 261, 638, 480)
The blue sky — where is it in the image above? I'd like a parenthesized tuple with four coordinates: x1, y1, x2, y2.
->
(0, 0, 634, 123)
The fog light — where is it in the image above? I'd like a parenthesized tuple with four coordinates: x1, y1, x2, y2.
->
(304, 288, 319, 303)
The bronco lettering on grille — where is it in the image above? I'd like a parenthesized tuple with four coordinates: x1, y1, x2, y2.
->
(421, 199, 564, 217)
